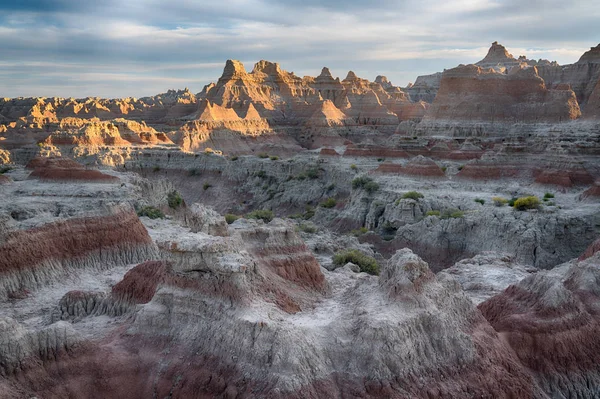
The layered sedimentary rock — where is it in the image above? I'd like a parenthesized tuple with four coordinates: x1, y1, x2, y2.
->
(404, 72, 442, 103)
(203, 59, 412, 127)
(479, 252, 600, 397)
(585, 78, 600, 118)
(475, 41, 522, 70)
(27, 156, 119, 182)
(0, 206, 156, 298)
(423, 64, 581, 123)
(537, 43, 600, 108)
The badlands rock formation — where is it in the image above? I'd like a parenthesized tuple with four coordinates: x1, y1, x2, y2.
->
(424, 64, 581, 123)
(1, 41, 600, 398)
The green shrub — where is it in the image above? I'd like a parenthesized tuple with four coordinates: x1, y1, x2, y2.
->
(474, 198, 485, 205)
(426, 210, 441, 217)
(350, 164, 357, 170)
(377, 158, 384, 162)
(327, 183, 335, 191)
(441, 166, 447, 173)
(332, 249, 379, 275)
(441, 209, 464, 219)
(188, 168, 200, 176)
(306, 167, 319, 179)
(351, 227, 369, 236)
(402, 191, 424, 201)
(513, 196, 540, 211)
(254, 170, 267, 178)
(303, 206, 315, 220)
(137, 206, 164, 219)
(458, 165, 464, 171)
(246, 209, 274, 223)
(230, 156, 239, 161)
(508, 197, 518, 207)
(167, 191, 183, 209)
(203, 182, 212, 190)
(152, 165, 160, 172)
(320, 197, 337, 208)
(225, 214, 239, 224)
(352, 176, 379, 193)
(381, 221, 397, 235)
(0, 166, 11, 174)
(270, 156, 279, 161)
(543, 192, 555, 202)
(492, 197, 508, 207)
(257, 152, 269, 159)
(364, 181, 379, 194)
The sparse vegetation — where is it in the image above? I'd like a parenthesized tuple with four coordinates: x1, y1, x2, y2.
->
(257, 152, 269, 159)
(153, 165, 160, 173)
(513, 196, 540, 211)
(306, 167, 319, 179)
(458, 165, 464, 171)
(474, 198, 485, 205)
(246, 209, 274, 223)
(303, 205, 315, 220)
(440, 209, 464, 219)
(543, 192, 555, 201)
(225, 214, 239, 224)
(0, 166, 11, 174)
(333, 249, 380, 275)
(327, 183, 335, 191)
(230, 156, 239, 161)
(270, 156, 279, 161)
(188, 168, 200, 176)
(350, 164, 358, 171)
(492, 197, 508, 207)
(426, 210, 441, 217)
(377, 158, 384, 162)
(167, 191, 183, 209)
(381, 220, 397, 236)
(137, 206, 164, 219)
(320, 197, 337, 208)
(402, 191, 424, 201)
(254, 170, 267, 178)
(441, 166, 447, 173)
(297, 223, 317, 234)
(352, 176, 379, 194)
(351, 227, 369, 236)
(203, 182, 212, 190)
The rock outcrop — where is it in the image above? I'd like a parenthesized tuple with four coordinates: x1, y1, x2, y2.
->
(423, 64, 581, 123)
(479, 252, 600, 397)
(0, 206, 157, 298)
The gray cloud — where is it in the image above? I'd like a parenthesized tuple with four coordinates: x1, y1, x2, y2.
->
(0, 0, 598, 98)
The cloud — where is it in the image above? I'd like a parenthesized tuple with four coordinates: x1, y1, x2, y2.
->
(0, 0, 598, 98)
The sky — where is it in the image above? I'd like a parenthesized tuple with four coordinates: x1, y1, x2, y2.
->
(0, 0, 598, 99)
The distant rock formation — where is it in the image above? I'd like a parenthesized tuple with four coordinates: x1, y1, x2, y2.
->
(407, 41, 600, 113)
(423, 64, 581, 123)
(475, 41, 521, 70)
